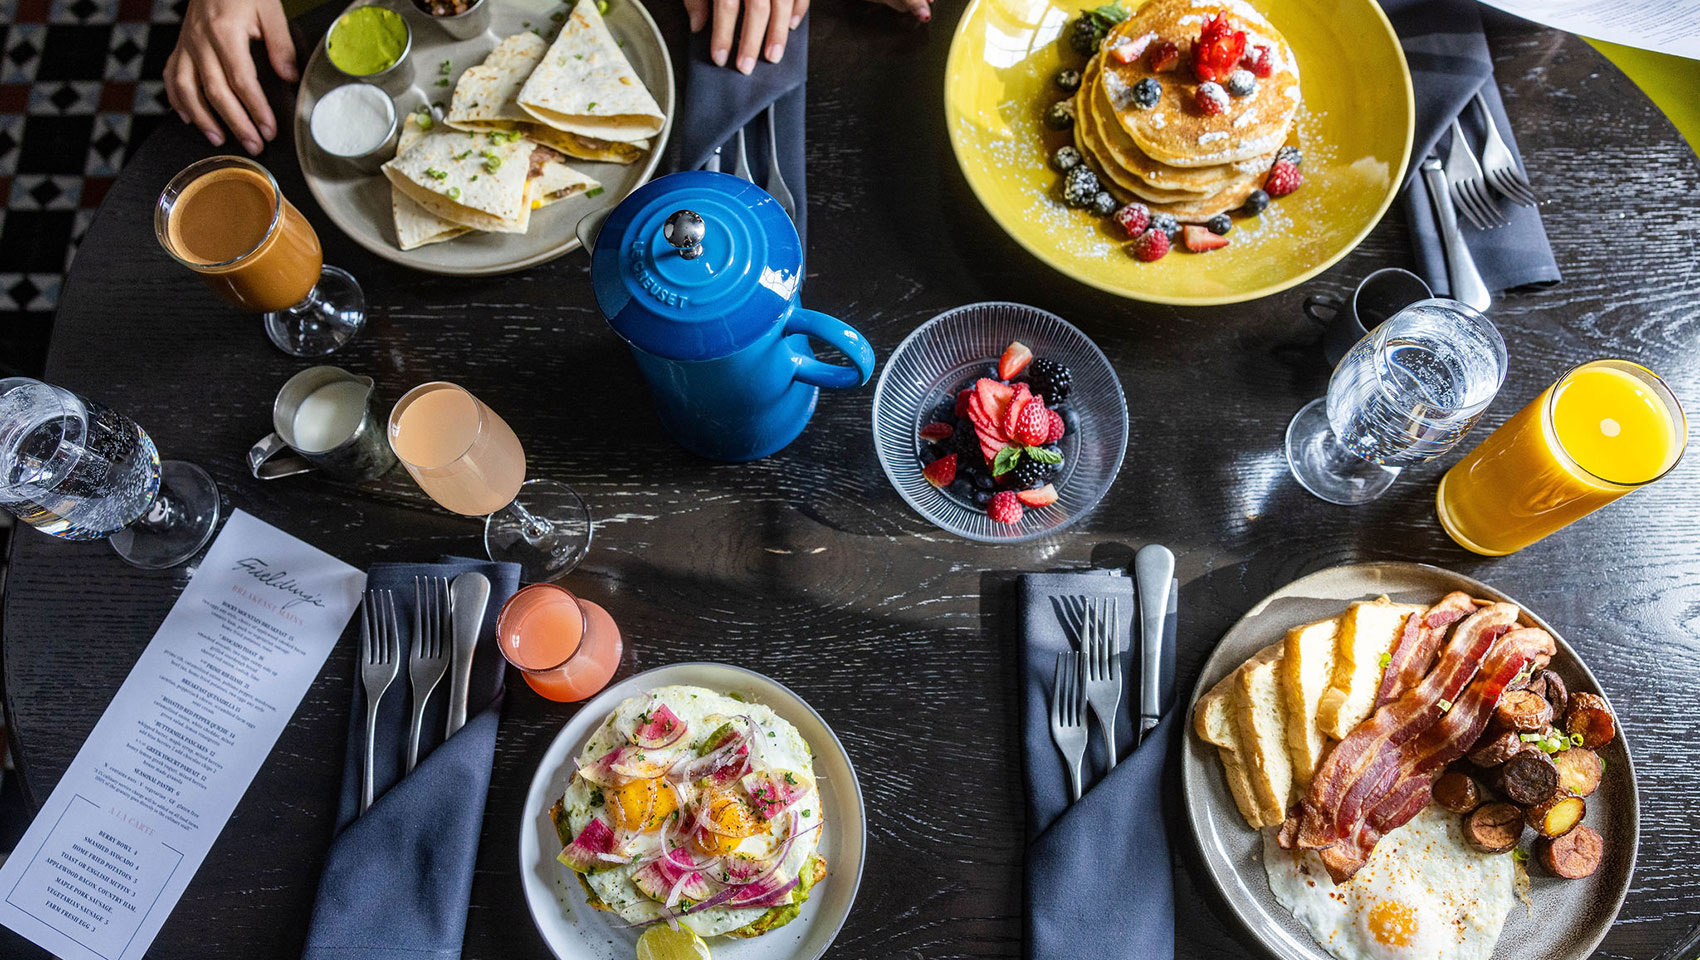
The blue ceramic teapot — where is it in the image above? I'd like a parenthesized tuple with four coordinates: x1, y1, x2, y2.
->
(581, 171, 876, 462)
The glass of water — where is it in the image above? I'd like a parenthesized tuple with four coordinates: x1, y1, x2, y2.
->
(0, 378, 221, 568)
(1285, 298, 1507, 505)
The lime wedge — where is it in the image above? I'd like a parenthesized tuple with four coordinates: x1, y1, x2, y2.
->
(636, 924, 711, 960)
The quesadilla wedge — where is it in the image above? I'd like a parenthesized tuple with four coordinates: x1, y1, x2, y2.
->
(517, 1, 664, 143)
(390, 115, 474, 250)
(382, 128, 535, 233)
(528, 145, 600, 209)
(447, 32, 646, 164)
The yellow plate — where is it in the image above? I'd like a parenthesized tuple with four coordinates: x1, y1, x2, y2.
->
(944, 0, 1414, 305)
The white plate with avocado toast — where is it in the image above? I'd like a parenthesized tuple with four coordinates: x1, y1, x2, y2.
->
(519, 662, 865, 960)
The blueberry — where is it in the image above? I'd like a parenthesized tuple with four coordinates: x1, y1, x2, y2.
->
(1240, 189, 1270, 216)
(920, 446, 939, 465)
(1276, 145, 1302, 167)
(1090, 191, 1119, 216)
(974, 489, 995, 506)
(934, 401, 957, 422)
(1055, 67, 1083, 94)
(1207, 213, 1232, 235)
(1131, 77, 1161, 110)
(973, 472, 996, 491)
(1044, 100, 1075, 131)
(949, 478, 973, 499)
(1062, 165, 1101, 208)
(1149, 212, 1180, 239)
(1051, 145, 1083, 173)
(1225, 69, 1256, 98)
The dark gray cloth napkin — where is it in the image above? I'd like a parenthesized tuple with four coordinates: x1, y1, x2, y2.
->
(1020, 570, 1179, 960)
(676, 17, 808, 246)
(1384, 0, 1560, 295)
(302, 558, 520, 960)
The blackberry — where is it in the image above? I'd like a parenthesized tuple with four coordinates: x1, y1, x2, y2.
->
(1276, 144, 1303, 167)
(1051, 145, 1083, 172)
(1240, 189, 1270, 216)
(1068, 14, 1109, 57)
(1027, 358, 1073, 402)
(1149, 212, 1180, 239)
(1044, 99, 1076, 131)
(1131, 77, 1161, 110)
(1013, 458, 1058, 490)
(1061, 165, 1101, 208)
(1206, 213, 1232, 235)
(1225, 68, 1256, 98)
(1055, 67, 1083, 94)
(1089, 191, 1119, 216)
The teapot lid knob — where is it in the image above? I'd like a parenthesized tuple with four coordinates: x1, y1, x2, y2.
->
(663, 210, 706, 260)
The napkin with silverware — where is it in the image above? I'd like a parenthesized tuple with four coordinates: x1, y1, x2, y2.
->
(675, 16, 809, 245)
(302, 558, 519, 960)
(1019, 570, 1179, 960)
(1386, 0, 1560, 295)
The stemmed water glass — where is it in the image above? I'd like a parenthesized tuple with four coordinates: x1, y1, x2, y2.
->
(388, 382, 592, 583)
(1285, 298, 1507, 505)
(0, 378, 221, 568)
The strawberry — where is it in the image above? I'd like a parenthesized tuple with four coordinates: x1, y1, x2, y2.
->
(1243, 45, 1273, 78)
(954, 388, 973, 419)
(988, 490, 1024, 525)
(1015, 399, 1052, 446)
(1182, 224, 1229, 252)
(1130, 228, 1170, 261)
(919, 422, 954, 441)
(1264, 160, 1302, 198)
(980, 438, 1004, 465)
(1191, 13, 1246, 83)
(968, 392, 1007, 442)
(1045, 408, 1066, 443)
(1194, 81, 1228, 116)
(1016, 484, 1058, 507)
(923, 454, 957, 488)
(975, 378, 1016, 429)
(1113, 202, 1150, 237)
(1002, 384, 1034, 438)
(998, 341, 1034, 380)
(1146, 39, 1179, 73)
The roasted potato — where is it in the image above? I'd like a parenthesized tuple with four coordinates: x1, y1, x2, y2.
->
(1433, 770, 1482, 813)
(1525, 794, 1586, 838)
(1499, 750, 1560, 806)
(1530, 669, 1569, 717)
(1495, 689, 1553, 732)
(1464, 802, 1525, 854)
(1565, 692, 1617, 749)
(1468, 728, 1523, 768)
(1554, 747, 1603, 798)
(1537, 824, 1602, 879)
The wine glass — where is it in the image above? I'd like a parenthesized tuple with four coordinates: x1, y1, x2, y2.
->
(1285, 298, 1507, 505)
(155, 156, 365, 357)
(387, 382, 592, 583)
(0, 378, 221, 568)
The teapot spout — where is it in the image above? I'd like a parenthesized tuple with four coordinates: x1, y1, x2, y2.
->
(576, 207, 614, 252)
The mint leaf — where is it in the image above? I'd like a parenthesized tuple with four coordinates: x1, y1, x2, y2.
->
(992, 447, 1022, 477)
(1024, 445, 1062, 464)
(1092, 2, 1128, 23)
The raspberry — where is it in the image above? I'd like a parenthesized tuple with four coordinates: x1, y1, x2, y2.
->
(1195, 82, 1229, 116)
(1147, 39, 1179, 72)
(988, 490, 1024, 525)
(1045, 408, 1066, 443)
(1243, 45, 1273, 78)
(1191, 13, 1246, 83)
(919, 422, 954, 441)
(1014, 400, 1052, 446)
(1265, 160, 1302, 198)
(923, 454, 957, 488)
(1130, 228, 1170, 261)
(1114, 202, 1151, 237)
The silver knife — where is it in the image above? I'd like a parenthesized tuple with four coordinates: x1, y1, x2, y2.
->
(1420, 156, 1491, 312)
(446, 572, 491, 738)
(1133, 544, 1175, 746)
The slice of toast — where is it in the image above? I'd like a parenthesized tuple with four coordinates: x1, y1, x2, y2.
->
(1315, 598, 1425, 740)
(1194, 663, 1267, 829)
(1232, 644, 1294, 826)
(1280, 616, 1341, 791)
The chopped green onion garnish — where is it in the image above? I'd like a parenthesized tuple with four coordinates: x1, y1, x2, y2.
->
(424, 167, 447, 180)
(439, 59, 451, 73)
(1378, 652, 1392, 669)
(447, 186, 460, 200)
(596, 0, 608, 12)
(1511, 847, 1528, 862)
(1519, 733, 1542, 743)
(587, 101, 598, 110)
(1437, 698, 1452, 712)
(453, 150, 472, 160)
(436, 78, 450, 86)
(483, 151, 502, 172)
(585, 186, 604, 198)
(471, 175, 479, 181)
(1570, 732, 1585, 746)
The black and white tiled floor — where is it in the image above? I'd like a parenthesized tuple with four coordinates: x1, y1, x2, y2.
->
(0, 0, 187, 375)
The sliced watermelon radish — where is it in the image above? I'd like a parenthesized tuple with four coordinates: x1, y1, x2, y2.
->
(557, 817, 621, 872)
(742, 770, 807, 820)
(633, 847, 714, 904)
(630, 704, 687, 749)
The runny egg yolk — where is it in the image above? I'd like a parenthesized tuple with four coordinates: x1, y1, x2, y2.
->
(610, 777, 678, 832)
(1367, 900, 1417, 948)
(694, 795, 761, 857)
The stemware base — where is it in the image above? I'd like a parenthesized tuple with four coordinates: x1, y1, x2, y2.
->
(484, 479, 593, 583)
(109, 460, 221, 568)
(1284, 398, 1401, 505)
(263, 265, 366, 357)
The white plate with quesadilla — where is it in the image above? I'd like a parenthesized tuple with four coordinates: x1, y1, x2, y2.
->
(294, 0, 673, 275)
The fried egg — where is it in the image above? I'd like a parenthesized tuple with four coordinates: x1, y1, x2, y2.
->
(557, 685, 824, 938)
(1264, 804, 1514, 960)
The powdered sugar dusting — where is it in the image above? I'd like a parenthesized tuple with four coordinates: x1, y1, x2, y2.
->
(1233, 109, 1259, 128)
(1152, 112, 1166, 129)
(1199, 131, 1228, 145)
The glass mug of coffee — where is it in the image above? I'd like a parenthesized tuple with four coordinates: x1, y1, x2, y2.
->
(155, 156, 366, 357)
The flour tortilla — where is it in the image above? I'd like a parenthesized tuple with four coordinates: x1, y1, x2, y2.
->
(531, 155, 598, 208)
(517, 1, 664, 143)
(448, 31, 646, 163)
(382, 127, 535, 233)
(390, 115, 472, 250)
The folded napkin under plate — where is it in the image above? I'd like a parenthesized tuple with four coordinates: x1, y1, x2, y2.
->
(303, 558, 520, 960)
(1020, 570, 1180, 960)
(1387, 0, 1561, 295)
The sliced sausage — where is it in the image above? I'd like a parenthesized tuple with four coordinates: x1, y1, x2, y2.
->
(1499, 750, 1560, 806)
(1464, 802, 1525, 854)
(1433, 771, 1482, 813)
(1554, 747, 1603, 798)
(1525, 794, 1586, 838)
(1565, 692, 1617, 749)
(1537, 824, 1602, 879)
(1468, 728, 1523, 768)
(1531, 669, 1569, 717)
(1495, 689, 1553, 732)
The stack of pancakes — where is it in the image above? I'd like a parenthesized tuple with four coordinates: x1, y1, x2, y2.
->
(1072, 0, 1300, 222)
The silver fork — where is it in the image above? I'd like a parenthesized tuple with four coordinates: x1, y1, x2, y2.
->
(1445, 118, 1505, 230)
(1049, 650, 1087, 803)
(360, 590, 402, 814)
(1081, 597, 1123, 771)
(405, 576, 452, 773)
(1473, 93, 1536, 207)
(763, 106, 796, 222)
(729, 127, 753, 182)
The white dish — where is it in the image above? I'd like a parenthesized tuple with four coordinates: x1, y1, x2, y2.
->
(517, 662, 866, 960)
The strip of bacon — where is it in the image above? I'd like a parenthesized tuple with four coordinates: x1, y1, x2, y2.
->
(1373, 592, 1479, 708)
(1293, 602, 1520, 849)
(1317, 627, 1556, 880)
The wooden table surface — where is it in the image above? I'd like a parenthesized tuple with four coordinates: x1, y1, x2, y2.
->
(4, 3, 1699, 959)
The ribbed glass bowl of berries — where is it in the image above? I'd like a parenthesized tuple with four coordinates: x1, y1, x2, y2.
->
(872, 301, 1129, 542)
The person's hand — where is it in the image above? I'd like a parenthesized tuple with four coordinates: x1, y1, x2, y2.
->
(164, 0, 297, 155)
(684, 0, 928, 75)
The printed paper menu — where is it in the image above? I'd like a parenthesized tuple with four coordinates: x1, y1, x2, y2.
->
(0, 509, 363, 960)
(1477, 0, 1700, 60)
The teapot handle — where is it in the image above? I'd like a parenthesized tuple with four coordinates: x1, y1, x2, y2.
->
(784, 308, 876, 390)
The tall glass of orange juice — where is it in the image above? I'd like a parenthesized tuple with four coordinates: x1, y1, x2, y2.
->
(1436, 359, 1687, 555)
(496, 583, 622, 701)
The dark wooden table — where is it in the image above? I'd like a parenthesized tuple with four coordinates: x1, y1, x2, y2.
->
(5, 2, 1699, 958)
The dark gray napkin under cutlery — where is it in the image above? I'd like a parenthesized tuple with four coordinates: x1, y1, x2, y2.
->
(1385, 0, 1560, 295)
(1020, 568, 1180, 960)
(302, 558, 519, 960)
